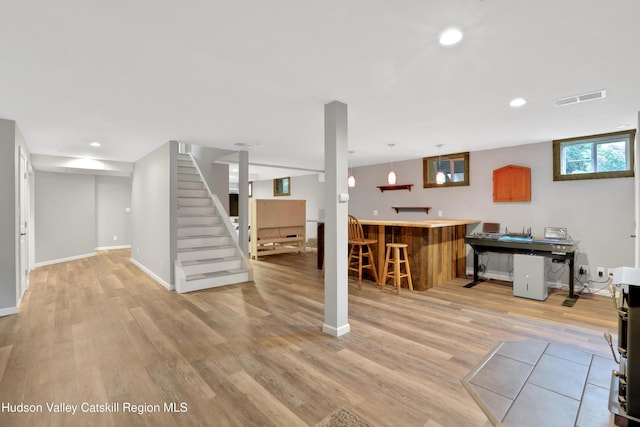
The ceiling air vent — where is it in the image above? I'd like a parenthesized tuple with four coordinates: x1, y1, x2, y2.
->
(555, 90, 606, 107)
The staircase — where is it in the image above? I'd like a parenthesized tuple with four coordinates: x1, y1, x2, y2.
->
(174, 153, 251, 293)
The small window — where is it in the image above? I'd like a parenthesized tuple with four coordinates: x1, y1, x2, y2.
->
(423, 151, 470, 188)
(553, 130, 635, 181)
(273, 177, 290, 196)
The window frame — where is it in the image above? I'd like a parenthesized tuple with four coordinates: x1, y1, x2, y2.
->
(553, 129, 636, 181)
(423, 151, 470, 188)
(273, 177, 290, 196)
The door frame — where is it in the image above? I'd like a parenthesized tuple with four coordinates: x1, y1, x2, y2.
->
(18, 146, 30, 304)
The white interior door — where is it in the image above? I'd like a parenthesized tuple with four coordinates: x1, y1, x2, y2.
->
(18, 147, 29, 300)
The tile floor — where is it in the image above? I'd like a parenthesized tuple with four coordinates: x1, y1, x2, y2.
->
(463, 341, 618, 427)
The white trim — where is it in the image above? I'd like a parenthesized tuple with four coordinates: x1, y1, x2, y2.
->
(34, 252, 95, 268)
(130, 258, 174, 291)
(0, 306, 18, 317)
(95, 245, 131, 251)
(322, 323, 351, 337)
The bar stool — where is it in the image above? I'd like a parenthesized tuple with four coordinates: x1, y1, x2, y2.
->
(347, 215, 378, 289)
(382, 243, 413, 293)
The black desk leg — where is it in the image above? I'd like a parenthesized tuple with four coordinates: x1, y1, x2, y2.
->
(562, 254, 580, 307)
(464, 249, 484, 288)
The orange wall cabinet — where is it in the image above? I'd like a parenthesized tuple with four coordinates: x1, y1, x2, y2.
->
(493, 165, 531, 202)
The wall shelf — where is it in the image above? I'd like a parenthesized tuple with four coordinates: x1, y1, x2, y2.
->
(391, 206, 431, 214)
(377, 184, 414, 192)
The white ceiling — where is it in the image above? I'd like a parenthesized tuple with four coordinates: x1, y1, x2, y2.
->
(1, 1, 639, 178)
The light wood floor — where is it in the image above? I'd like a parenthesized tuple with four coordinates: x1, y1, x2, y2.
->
(0, 249, 618, 427)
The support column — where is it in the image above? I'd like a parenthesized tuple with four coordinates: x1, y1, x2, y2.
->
(322, 101, 350, 337)
(238, 150, 249, 255)
(630, 111, 640, 268)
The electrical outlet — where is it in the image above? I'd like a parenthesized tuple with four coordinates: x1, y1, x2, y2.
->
(579, 265, 589, 275)
(373, 210, 378, 216)
(438, 210, 443, 217)
(597, 266, 605, 277)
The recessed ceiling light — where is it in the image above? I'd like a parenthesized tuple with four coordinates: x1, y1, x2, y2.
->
(509, 98, 527, 108)
(89, 141, 101, 147)
(439, 28, 463, 46)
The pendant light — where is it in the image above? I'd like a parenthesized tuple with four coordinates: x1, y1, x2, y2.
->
(435, 144, 446, 185)
(386, 143, 397, 185)
(347, 150, 356, 187)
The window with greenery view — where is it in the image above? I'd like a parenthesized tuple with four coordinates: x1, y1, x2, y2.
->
(553, 130, 636, 181)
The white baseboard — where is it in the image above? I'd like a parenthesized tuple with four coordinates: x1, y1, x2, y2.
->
(322, 323, 351, 337)
(0, 306, 18, 317)
(130, 258, 174, 291)
(95, 245, 131, 251)
(35, 252, 96, 268)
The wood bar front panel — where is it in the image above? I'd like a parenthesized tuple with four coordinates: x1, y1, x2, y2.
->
(361, 223, 468, 291)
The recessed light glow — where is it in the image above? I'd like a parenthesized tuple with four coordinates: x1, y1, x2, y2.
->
(90, 142, 101, 147)
(509, 98, 527, 108)
(617, 124, 630, 129)
(439, 28, 463, 46)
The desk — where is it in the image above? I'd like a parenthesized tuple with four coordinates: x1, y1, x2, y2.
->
(464, 234, 580, 306)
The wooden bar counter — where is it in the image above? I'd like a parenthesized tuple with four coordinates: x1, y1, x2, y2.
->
(358, 219, 480, 291)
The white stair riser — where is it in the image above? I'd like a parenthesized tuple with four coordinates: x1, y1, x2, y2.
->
(178, 173, 201, 182)
(177, 216, 221, 226)
(178, 160, 192, 167)
(177, 236, 230, 249)
(177, 247, 237, 261)
(178, 189, 208, 198)
(177, 225, 226, 237)
(178, 198, 212, 207)
(178, 166, 198, 175)
(178, 181, 204, 190)
(176, 271, 250, 293)
(178, 206, 216, 216)
(182, 259, 243, 276)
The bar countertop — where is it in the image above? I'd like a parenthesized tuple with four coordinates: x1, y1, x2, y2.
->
(358, 218, 481, 228)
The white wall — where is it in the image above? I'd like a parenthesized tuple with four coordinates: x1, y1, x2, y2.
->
(34, 171, 96, 263)
(33, 172, 134, 263)
(211, 163, 230, 214)
(96, 175, 132, 249)
(348, 141, 634, 285)
(190, 144, 233, 213)
(130, 142, 173, 288)
(251, 173, 325, 242)
(0, 119, 18, 314)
